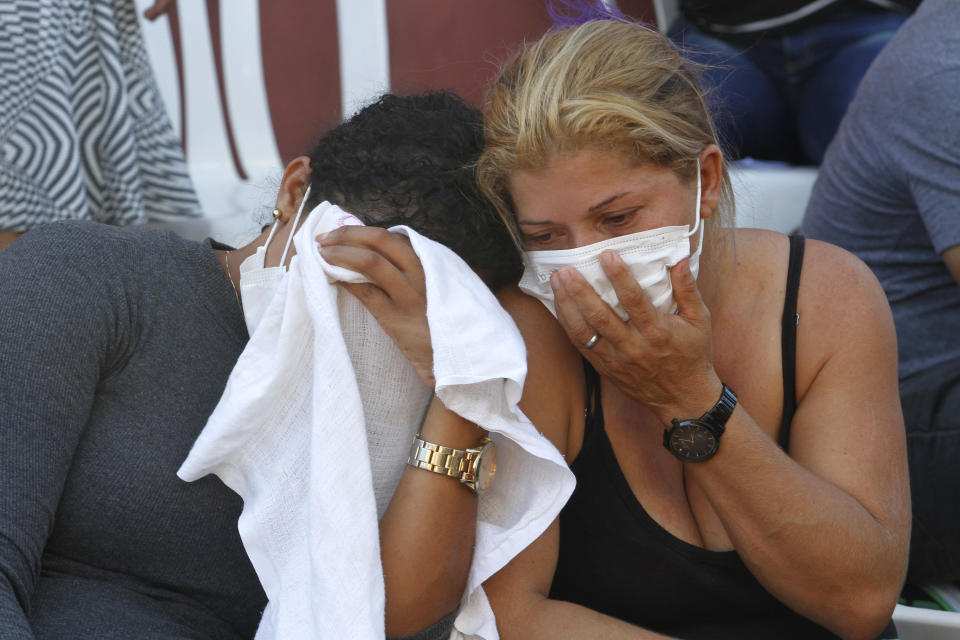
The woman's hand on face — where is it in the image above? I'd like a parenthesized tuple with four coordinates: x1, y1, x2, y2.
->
(551, 251, 721, 423)
(318, 227, 435, 387)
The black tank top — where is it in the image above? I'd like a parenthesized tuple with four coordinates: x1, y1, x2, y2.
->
(548, 236, 897, 639)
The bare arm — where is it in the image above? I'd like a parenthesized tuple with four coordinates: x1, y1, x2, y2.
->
(485, 289, 675, 640)
(319, 226, 486, 636)
(379, 397, 485, 636)
(485, 522, 674, 640)
(942, 244, 960, 286)
(684, 243, 909, 638)
(681, 254, 908, 637)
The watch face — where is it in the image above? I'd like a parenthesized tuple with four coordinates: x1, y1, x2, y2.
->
(668, 421, 718, 462)
(475, 443, 498, 493)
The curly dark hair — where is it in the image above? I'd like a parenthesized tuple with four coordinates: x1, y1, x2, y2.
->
(305, 91, 522, 290)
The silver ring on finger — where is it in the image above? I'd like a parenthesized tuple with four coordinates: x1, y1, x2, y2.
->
(583, 333, 601, 349)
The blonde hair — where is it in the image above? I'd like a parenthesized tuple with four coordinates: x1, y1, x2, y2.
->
(478, 19, 734, 247)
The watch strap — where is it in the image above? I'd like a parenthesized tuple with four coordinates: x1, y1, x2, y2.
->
(458, 437, 492, 487)
(459, 449, 480, 486)
(699, 383, 738, 436)
(407, 436, 466, 478)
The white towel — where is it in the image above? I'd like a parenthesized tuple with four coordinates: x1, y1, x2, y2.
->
(178, 202, 575, 640)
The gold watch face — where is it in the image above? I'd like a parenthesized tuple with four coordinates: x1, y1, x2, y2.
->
(475, 442, 498, 493)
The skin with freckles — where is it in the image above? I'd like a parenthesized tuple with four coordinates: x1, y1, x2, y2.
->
(481, 144, 910, 640)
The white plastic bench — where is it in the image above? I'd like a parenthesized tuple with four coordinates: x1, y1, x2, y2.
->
(136, 0, 389, 246)
(730, 162, 818, 233)
(894, 604, 960, 640)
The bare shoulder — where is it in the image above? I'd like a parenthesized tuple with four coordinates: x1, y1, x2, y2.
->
(797, 240, 897, 416)
(798, 238, 892, 348)
(783, 241, 906, 537)
(497, 286, 584, 366)
(497, 286, 570, 346)
(721, 229, 894, 397)
(497, 286, 586, 457)
(799, 238, 887, 310)
(728, 229, 890, 334)
(729, 232, 904, 510)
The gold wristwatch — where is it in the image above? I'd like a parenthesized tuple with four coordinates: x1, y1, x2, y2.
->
(406, 434, 498, 494)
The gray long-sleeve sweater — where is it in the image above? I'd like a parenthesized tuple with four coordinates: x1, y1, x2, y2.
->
(0, 221, 456, 640)
(0, 221, 266, 639)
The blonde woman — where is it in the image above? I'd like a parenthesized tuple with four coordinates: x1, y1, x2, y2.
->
(476, 13, 908, 640)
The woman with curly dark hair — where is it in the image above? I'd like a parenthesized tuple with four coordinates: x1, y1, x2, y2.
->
(306, 91, 521, 289)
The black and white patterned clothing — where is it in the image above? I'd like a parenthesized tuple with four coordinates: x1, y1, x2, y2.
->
(0, 0, 201, 232)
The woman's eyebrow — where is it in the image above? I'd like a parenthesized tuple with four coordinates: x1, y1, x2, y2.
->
(519, 191, 633, 226)
(588, 192, 629, 212)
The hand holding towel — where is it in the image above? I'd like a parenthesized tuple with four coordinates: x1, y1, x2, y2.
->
(178, 202, 574, 640)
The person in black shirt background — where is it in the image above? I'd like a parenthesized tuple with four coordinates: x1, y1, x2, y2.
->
(670, 0, 915, 164)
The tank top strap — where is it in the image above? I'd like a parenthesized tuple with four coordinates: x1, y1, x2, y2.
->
(581, 359, 605, 446)
(778, 234, 805, 452)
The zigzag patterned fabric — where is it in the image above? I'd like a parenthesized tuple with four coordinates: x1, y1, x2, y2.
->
(0, 0, 201, 231)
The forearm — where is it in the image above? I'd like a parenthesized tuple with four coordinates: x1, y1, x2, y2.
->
(387, 609, 458, 640)
(496, 593, 673, 640)
(687, 408, 905, 638)
(485, 521, 674, 640)
(378, 396, 485, 637)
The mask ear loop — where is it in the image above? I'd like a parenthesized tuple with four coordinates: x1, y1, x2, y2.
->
(260, 211, 283, 264)
(279, 184, 312, 269)
(686, 159, 705, 259)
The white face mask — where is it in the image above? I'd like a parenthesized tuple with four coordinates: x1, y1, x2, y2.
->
(238, 185, 312, 336)
(518, 165, 704, 321)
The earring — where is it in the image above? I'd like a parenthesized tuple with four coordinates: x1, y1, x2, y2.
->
(272, 208, 282, 220)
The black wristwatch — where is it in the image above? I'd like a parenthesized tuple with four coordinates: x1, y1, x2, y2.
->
(663, 384, 737, 463)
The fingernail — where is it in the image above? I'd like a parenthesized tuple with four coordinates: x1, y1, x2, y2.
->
(317, 232, 328, 244)
(601, 251, 616, 266)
